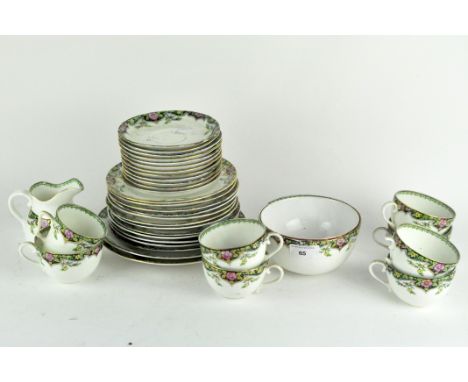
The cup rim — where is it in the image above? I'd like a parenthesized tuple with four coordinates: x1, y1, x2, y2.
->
(259, 194, 361, 241)
(394, 190, 456, 220)
(56, 203, 107, 240)
(199, 218, 267, 252)
(395, 224, 460, 265)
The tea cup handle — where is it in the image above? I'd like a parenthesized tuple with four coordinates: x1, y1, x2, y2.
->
(264, 232, 284, 260)
(18, 242, 40, 264)
(372, 227, 394, 248)
(382, 201, 397, 228)
(261, 265, 284, 286)
(368, 260, 391, 292)
(8, 190, 32, 232)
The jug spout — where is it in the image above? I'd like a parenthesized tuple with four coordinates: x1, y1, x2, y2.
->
(51, 178, 84, 203)
(29, 178, 84, 212)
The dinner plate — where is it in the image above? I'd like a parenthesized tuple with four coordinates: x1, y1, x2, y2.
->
(118, 110, 221, 150)
(100, 207, 245, 264)
(106, 159, 237, 205)
(106, 194, 239, 222)
(107, 200, 240, 230)
(106, 187, 238, 216)
(107, 180, 239, 211)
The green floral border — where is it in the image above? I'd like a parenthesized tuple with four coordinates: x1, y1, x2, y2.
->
(387, 263, 455, 295)
(199, 218, 267, 257)
(283, 225, 360, 257)
(29, 178, 84, 194)
(394, 191, 455, 231)
(394, 224, 459, 277)
(36, 245, 102, 271)
(203, 259, 266, 288)
(118, 110, 221, 148)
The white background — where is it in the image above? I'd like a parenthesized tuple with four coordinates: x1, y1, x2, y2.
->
(1, 36, 468, 346)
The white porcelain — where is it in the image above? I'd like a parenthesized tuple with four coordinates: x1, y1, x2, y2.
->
(373, 224, 459, 278)
(369, 258, 455, 307)
(382, 190, 455, 234)
(18, 236, 102, 284)
(199, 218, 284, 271)
(118, 110, 221, 149)
(8, 178, 83, 241)
(259, 195, 361, 275)
(202, 260, 284, 299)
(38, 204, 106, 255)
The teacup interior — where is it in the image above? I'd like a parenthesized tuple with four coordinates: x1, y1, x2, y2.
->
(397, 225, 459, 264)
(396, 192, 454, 218)
(261, 196, 359, 239)
(58, 206, 105, 239)
(200, 220, 266, 249)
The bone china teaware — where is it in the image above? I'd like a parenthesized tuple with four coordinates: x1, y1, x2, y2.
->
(259, 195, 361, 275)
(199, 218, 284, 271)
(8, 178, 84, 241)
(382, 190, 455, 234)
(369, 256, 455, 307)
(18, 236, 102, 283)
(202, 259, 284, 299)
(373, 224, 459, 278)
(38, 204, 106, 255)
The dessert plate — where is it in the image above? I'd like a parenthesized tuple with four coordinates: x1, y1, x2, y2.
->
(118, 110, 221, 150)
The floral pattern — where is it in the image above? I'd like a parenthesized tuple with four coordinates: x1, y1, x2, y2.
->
(203, 260, 266, 288)
(394, 228, 457, 277)
(394, 195, 454, 232)
(199, 219, 268, 265)
(40, 245, 102, 271)
(118, 110, 220, 139)
(388, 264, 455, 295)
(283, 226, 360, 257)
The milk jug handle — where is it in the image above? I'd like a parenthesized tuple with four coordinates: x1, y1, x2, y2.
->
(8, 190, 32, 232)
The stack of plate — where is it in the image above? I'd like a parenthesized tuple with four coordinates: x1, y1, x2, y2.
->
(102, 110, 241, 265)
(118, 110, 222, 191)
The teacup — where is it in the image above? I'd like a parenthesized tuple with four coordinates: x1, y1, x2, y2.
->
(369, 257, 456, 307)
(8, 178, 83, 241)
(18, 236, 102, 283)
(382, 190, 455, 234)
(373, 222, 453, 243)
(373, 224, 459, 278)
(259, 195, 361, 275)
(202, 259, 284, 299)
(199, 218, 284, 270)
(38, 204, 106, 255)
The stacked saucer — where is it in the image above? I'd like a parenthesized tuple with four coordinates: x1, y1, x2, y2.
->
(101, 110, 241, 265)
(118, 111, 222, 191)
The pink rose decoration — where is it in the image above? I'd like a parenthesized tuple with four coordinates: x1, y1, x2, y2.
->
(93, 245, 102, 255)
(45, 252, 54, 262)
(226, 272, 237, 282)
(221, 251, 233, 261)
(336, 238, 346, 248)
(40, 219, 49, 228)
(421, 279, 433, 288)
(433, 263, 445, 273)
(148, 112, 159, 121)
(64, 229, 74, 240)
(438, 218, 447, 229)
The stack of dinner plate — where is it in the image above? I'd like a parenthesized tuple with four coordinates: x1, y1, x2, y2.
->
(101, 110, 241, 265)
(118, 110, 223, 191)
